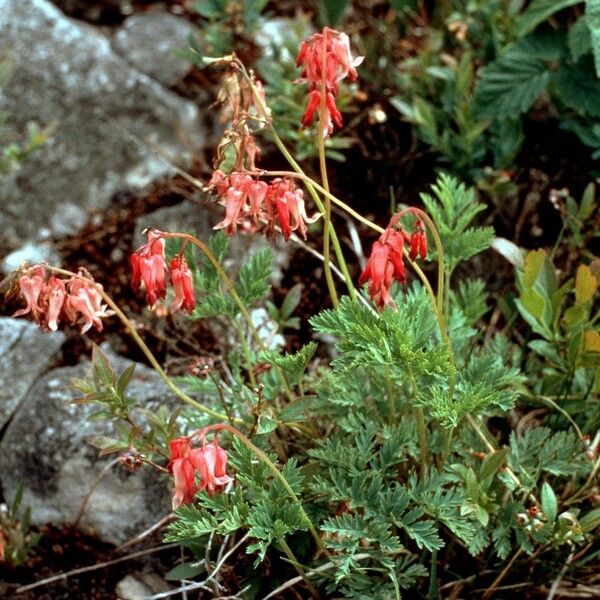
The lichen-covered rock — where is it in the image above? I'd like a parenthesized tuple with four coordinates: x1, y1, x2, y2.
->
(0, 0, 205, 249)
(0, 317, 65, 429)
(0, 345, 176, 545)
(112, 12, 199, 86)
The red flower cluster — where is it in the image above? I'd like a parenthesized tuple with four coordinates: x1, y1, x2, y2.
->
(13, 266, 111, 333)
(131, 230, 195, 313)
(208, 170, 319, 240)
(168, 435, 233, 509)
(296, 27, 363, 136)
(359, 217, 428, 308)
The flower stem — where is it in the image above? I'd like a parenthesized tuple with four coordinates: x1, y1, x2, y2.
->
(279, 538, 321, 598)
(317, 31, 339, 309)
(235, 60, 356, 302)
(160, 233, 295, 402)
(41, 265, 236, 423)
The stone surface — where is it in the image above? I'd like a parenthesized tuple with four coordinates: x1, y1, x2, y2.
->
(1, 240, 61, 274)
(116, 572, 171, 600)
(0, 317, 65, 429)
(112, 12, 199, 86)
(0, 345, 175, 545)
(0, 0, 205, 249)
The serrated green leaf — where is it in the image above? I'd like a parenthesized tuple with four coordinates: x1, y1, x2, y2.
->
(516, 0, 581, 37)
(236, 247, 274, 305)
(569, 16, 593, 61)
(473, 33, 565, 119)
(586, 0, 600, 77)
(553, 58, 600, 117)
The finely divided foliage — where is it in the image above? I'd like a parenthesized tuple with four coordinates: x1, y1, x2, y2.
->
(3, 13, 599, 597)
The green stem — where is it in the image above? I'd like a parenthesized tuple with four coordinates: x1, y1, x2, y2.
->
(385, 365, 396, 423)
(43, 266, 236, 423)
(415, 407, 429, 477)
(279, 538, 321, 598)
(194, 424, 326, 554)
(317, 32, 339, 309)
(161, 233, 262, 347)
(236, 60, 356, 301)
(161, 233, 295, 402)
(428, 548, 439, 600)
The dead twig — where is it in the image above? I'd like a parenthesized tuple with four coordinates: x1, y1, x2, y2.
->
(16, 543, 180, 594)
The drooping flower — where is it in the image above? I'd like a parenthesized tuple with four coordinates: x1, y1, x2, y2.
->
(208, 172, 319, 241)
(12, 267, 112, 333)
(409, 219, 428, 261)
(168, 437, 196, 510)
(167, 434, 233, 509)
(296, 27, 363, 136)
(12, 266, 45, 321)
(41, 276, 66, 332)
(131, 229, 167, 307)
(359, 228, 407, 308)
(265, 178, 319, 241)
(64, 277, 111, 333)
(189, 437, 233, 495)
(170, 255, 196, 314)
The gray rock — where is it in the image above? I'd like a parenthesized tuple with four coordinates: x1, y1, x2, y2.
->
(112, 12, 199, 87)
(0, 317, 65, 429)
(1, 240, 61, 274)
(116, 572, 171, 599)
(49, 202, 88, 238)
(0, 345, 176, 545)
(0, 0, 205, 249)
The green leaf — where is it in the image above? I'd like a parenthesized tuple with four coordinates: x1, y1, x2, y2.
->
(419, 174, 493, 272)
(473, 33, 565, 119)
(87, 435, 120, 450)
(580, 507, 600, 532)
(256, 414, 278, 435)
(164, 562, 205, 581)
(575, 264, 598, 304)
(541, 482, 558, 523)
(92, 344, 115, 388)
(280, 283, 303, 319)
(586, 0, 600, 77)
(553, 57, 600, 117)
(480, 448, 509, 481)
(569, 16, 592, 61)
(116, 364, 136, 397)
(278, 396, 314, 423)
(320, 0, 348, 26)
(516, 0, 581, 37)
(236, 247, 274, 306)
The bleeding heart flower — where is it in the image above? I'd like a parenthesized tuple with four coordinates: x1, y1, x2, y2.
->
(131, 229, 167, 307)
(170, 255, 195, 314)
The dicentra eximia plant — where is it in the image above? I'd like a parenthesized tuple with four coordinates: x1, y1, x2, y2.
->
(4, 27, 600, 598)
